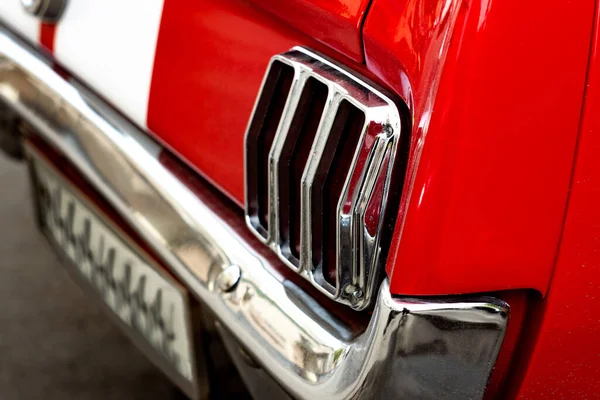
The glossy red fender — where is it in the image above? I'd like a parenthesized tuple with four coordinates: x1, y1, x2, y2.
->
(148, 0, 315, 204)
(86, 0, 595, 299)
(248, 0, 370, 62)
(363, 0, 595, 296)
(508, 7, 600, 396)
(147, 0, 380, 208)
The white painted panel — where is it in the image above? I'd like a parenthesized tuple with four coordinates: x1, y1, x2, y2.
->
(54, 0, 165, 128)
(0, 1, 40, 44)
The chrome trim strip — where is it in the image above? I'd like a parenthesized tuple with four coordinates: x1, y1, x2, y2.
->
(268, 62, 307, 270)
(301, 90, 342, 287)
(0, 30, 507, 400)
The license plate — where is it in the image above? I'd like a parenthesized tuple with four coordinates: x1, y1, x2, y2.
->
(25, 144, 201, 397)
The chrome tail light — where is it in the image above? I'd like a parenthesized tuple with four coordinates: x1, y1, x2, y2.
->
(245, 47, 407, 310)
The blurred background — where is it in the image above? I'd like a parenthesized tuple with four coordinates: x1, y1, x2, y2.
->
(0, 155, 179, 399)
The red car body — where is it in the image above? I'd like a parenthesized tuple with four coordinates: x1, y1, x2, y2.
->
(147, 3, 600, 395)
(2, 0, 600, 398)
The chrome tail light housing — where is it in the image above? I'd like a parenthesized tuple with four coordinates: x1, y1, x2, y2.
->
(245, 47, 406, 310)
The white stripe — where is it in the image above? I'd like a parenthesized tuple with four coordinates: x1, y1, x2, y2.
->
(54, 0, 165, 128)
(0, 1, 40, 44)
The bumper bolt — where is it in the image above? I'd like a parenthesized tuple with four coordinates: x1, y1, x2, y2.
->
(216, 265, 241, 292)
(343, 284, 364, 307)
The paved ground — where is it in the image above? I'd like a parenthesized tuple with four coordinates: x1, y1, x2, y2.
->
(0, 155, 179, 399)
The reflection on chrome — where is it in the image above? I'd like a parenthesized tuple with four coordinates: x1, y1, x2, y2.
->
(0, 28, 508, 399)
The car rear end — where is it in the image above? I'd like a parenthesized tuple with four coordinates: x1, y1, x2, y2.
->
(1, 0, 598, 399)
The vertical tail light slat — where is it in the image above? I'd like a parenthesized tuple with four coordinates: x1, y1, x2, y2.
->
(245, 48, 405, 310)
(245, 61, 294, 241)
(278, 77, 328, 267)
(311, 100, 365, 286)
(355, 138, 393, 297)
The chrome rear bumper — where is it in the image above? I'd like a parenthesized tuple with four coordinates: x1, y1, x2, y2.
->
(0, 28, 508, 399)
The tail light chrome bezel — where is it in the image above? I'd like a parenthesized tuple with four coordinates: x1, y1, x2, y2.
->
(244, 47, 404, 310)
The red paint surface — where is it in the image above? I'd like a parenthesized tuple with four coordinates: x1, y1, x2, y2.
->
(483, 291, 528, 399)
(39, 22, 56, 53)
(364, 0, 595, 295)
(248, 0, 370, 62)
(148, 0, 369, 206)
(509, 8, 600, 396)
(22, 2, 600, 395)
